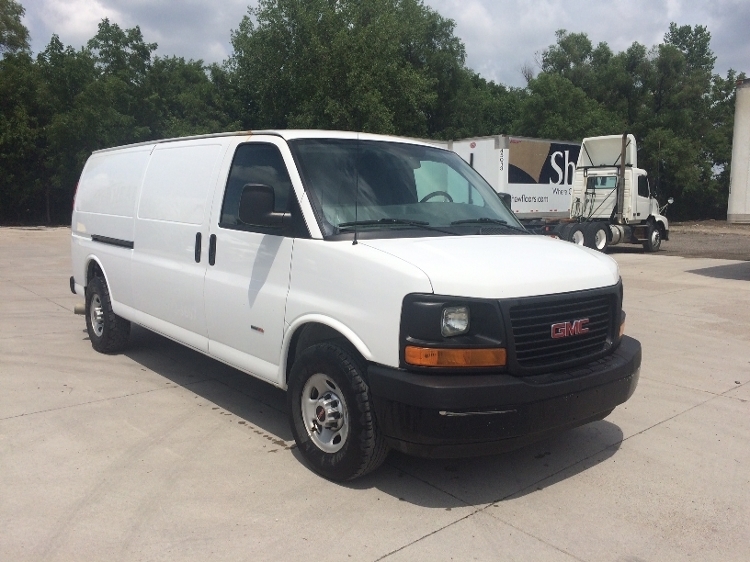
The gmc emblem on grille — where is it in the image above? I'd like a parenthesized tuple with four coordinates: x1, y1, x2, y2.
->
(551, 319, 590, 339)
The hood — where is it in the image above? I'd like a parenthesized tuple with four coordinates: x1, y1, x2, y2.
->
(362, 235, 619, 299)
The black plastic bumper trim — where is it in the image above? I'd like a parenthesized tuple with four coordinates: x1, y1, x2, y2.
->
(367, 336, 641, 458)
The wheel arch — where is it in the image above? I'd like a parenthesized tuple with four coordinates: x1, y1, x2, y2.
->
(282, 317, 373, 389)
(653, 216, 669, 240)
(85, 255, 108, 289)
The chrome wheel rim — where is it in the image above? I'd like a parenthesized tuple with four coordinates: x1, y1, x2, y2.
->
(594, 228, 608, 250)
(651, 229, 660, 248)
(301, 373, 349, 453)
(571, 229, 585, 245)
(90, 294, 104, 337)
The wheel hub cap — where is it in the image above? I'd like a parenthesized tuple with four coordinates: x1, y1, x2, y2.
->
(595, 229, 607, 250)
(90, 294, 104, 337)
(313, 394, 344, 431)
(301, 373, 349, 453)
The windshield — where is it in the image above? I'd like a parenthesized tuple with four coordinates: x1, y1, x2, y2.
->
(289, 138, 525, 237)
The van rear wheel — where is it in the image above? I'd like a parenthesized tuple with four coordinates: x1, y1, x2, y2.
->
(288, 342, 388, 481)
(85, 276, 130, 353)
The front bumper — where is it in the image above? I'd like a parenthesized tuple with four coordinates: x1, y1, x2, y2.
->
(367, 335, 641, 458)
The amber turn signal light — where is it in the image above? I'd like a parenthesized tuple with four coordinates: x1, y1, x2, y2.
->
(405, 346, 506, 367)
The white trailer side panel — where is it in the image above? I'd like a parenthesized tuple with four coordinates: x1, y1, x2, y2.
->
(452, 136, 580, 219)
(728, 79, 750, 223)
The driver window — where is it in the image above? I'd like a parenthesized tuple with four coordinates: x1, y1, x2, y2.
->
(637, 175, 649, 198)
(220, 143, 292, 229)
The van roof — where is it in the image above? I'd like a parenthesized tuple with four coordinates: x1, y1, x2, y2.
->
(92, 130, 445, 154)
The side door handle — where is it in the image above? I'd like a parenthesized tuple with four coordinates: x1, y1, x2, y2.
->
(208, 234, 217, 266)
(194, 232, 202, 263)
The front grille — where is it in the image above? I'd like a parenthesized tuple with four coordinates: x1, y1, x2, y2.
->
(508, 291, 615, 370)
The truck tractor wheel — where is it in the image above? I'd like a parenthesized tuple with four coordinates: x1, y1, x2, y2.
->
(567, 224, 586, 246)
(85, 276, 131, 353)
(643, 223, 662, 252)
(288, 342, 388, 481)
(554, 223, 573, 241)
(585, 222, 610, 252)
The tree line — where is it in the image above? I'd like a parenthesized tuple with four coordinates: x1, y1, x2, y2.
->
(0, 0, 744, 224)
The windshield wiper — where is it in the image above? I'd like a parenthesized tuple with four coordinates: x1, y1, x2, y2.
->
(337, 218, 458, 235)
(339, 218, 428, 228)
(450, 217, 529, 234)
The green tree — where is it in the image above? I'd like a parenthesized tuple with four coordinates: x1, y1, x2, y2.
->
(227, 0, 466, 137)
(0, 0, 29, 55)
(638, 26, 716, 218)
(0, 52, 46, 222)
(438, 72, 522, 139)
(514, 73, 622, 141)
(144, 56, 235, 138)
(534, 24, 744, 220)
(35, 36, 103, 223)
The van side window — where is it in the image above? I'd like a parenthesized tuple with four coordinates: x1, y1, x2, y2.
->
(637, 175, 649, 198)
(220, 143, 293, 230)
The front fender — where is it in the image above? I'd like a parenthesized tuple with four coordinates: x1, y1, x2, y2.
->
(280, 314, 374, 389)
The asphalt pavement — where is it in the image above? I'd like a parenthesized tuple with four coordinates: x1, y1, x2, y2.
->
(1, 227, 748, 561)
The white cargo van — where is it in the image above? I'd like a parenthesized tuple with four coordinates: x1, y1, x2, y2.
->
(70, 130, 641, 481)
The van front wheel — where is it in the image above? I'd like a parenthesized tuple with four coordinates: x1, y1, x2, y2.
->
(288, 342, 388, 481)
(85, 276, 130, 353)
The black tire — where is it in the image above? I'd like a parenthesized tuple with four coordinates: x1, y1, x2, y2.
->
(288, 342, 388, 481)
(584, 222, 610, 252)
(555, 223, 573, 241)
(643, 223, 662, 252)
(85, 275, 130, 353)
(567, 223, 586, 246)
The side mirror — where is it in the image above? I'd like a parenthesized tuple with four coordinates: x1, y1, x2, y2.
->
(497, 192, 512, 209)
(238, 184, 284, 228)
(668, 197, 674, 204)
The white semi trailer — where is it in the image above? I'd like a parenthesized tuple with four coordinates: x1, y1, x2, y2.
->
(450, 135, 581, 219)
(452, 133, 672, 252)
(728, 78, 750, 223)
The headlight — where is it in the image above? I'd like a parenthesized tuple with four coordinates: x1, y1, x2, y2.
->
(441, 306, 470, 337)
(400, 294, 504, 370)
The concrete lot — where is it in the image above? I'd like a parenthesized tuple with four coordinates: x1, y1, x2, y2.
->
(1, 227, 748, 561)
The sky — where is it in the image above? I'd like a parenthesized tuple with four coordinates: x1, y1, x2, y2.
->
(21, 0, 749, 88)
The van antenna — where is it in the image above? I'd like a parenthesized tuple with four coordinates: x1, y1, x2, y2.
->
(353, 135, 360, 246)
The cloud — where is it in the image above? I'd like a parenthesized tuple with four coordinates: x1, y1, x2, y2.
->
(428, 0, 748, 86)
(24, 0, 250, 61)
(25, 0, 121, 50)
(96, 0, 250, 62)
(21, 0, 747, 84)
